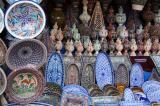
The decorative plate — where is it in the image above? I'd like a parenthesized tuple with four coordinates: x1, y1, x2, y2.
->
(0, 68, 7, 95)
(5, 39, 47, 70)
(6, 0, 43, 4)
(5, 1, 46, 39)
(120, 101, 150, 106)
(130, 63, 144, 87)
(147, 90, 160, 102)
(45, 52, 64, 87)
(123, 88, 135, 101)
(0, 38, 7, 65)
(0, 8, 4, 33)
(115, 64, 129, 85)
(5, 68, 45, 104)
(5, 102, 51, 106)
(143, 83, 160, 94)
(151, 56, 160, 68)
(95, 52, 114, 89)
(134, 92, 149, 102)
(62, 85, 89, 95)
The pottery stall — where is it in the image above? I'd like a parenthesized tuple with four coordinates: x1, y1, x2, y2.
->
(0, 0, 160, 106)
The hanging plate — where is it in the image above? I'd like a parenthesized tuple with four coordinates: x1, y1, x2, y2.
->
(6, 0, 43, 4)
(0, 38, 7, 65)
(95, 52, 114, 89)
(0, 8, 4, 33)
(45, 52, 64, 87)
(5, 1, 46, 39)
(0, 68, 7, 95)
(147, 90, 160, 102)
(115, 64, 129, 86)
(130, 63, 144, 87)
(123, 88, 135, 101)
(5, 68, 45, 104)
(5, 39, 47, 70)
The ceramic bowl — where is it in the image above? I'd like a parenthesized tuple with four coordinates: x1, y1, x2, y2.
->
(6, 0, 43, 4)
(5, 1, 46, 39)
(0, 68, 7, 95)
(0, 38, 7, 65)
(5, 67, 45, 104)
(0, 8, 4, 33)
(5, 39, 47, 70)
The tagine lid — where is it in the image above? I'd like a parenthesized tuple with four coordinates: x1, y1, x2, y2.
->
(5, 67, 45, 104)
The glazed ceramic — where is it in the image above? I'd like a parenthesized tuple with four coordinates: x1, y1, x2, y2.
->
(0, 68, 7, 95)
(134, 92, 149, 102)
(5, 102, 51, 106)
(5, 68, 45, 104)
(45, 52, 64, 87)
(5, 1, 46, 39)
(132, 0, 148, 11)
(5, 39, 47, 70)
(6, 0, 43, 4)
(142, 80, 160, 90)
(95, 52, 114, 89)
(143, 83, 160, 94)
(0, 39, 7, 65)
(147, 90, 160, 102)
(130, 63, 144, 87)
(151, 56, 160, 68)
(123, 88, 135, 101)
(120, 101, 150, 106)
(0, 8, 4, 33)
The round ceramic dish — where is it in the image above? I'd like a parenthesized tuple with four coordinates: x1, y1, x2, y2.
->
(0, 38, 7, 65)
(5, 1, 46, 39)
(5, 39, 47, 70)
(0, 68, 7, 95)
(0, 8, 4, 33)
(6, 0, 43, 4)
(5, 68, 45, 104)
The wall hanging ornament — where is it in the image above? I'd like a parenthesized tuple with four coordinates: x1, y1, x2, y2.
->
(5, 1, 46, 39)
(5, 68, 45, 104)
(5, 39, 47, 70)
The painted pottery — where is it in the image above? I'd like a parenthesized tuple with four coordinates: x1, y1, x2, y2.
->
(95, 52, 114, 89)
(147, 90, 160, 102)
(0, 8, 4, 33)
(130, 63, 144, 87)
(130, 39, 137, 56)
(132, 0, 148, 11)
(115, 38, 123, 56)
(99, 26, 108, 42)
(6, 0, 43, 4)
(5, 102, 51, 106)
(5, 39, 47, 70)
(93, 40, 101, 56)
(5, 1, 46, 39)
(123, 38, 130, 56)
(87, 41, 94, 56)
(45, 52, 64, 87)
(144, 39, 152, 56)
(116, 6, 126, 26)
(120, 101, 150, 106)
(154, 9, 160, 24)
(0, 68, 7, 95)
(5, 68, 45, 104)
(75, 41, 84, 56)
(0, 39, 7, 65)
(151, 56, 160, 68)
(123, 88, 135, 101)
(65, 40, 74, 56)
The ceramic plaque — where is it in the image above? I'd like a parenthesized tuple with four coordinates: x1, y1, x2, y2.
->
(45, 52, 64, 87)
(5, 68, 45, 104)
(95, 52, 114, 89)
(0, 68, 7, 95)
(115, 64, 129, 85)
(6, 0, 43, 4)
(130, 63, 144, 87)
(5, 39, 47, 70)
(0, 8, 4, 33)
(5, 1, 46, 39)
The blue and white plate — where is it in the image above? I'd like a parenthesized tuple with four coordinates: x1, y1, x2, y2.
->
(124, 88, 135, 101)
(95, 52, 114, 89)
(0, 8, 4, 33)
(6, 0, 42, 4)
(130, 63, 144, 87)
(45, 52, 64, 87)
(147, 90, 160, 102)
(62, 85, 89, 95)
(134, 92, 149, 102)
(120, 101, 150, 106)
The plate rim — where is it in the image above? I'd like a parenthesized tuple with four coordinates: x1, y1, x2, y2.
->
(0, 68, 7, 95)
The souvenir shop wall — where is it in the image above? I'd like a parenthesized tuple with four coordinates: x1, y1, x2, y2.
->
(0, 0, 160, 106)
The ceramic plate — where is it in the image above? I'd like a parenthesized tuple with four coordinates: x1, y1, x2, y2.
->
(130, 63, 144, 87)
(123, 88, 135, 101)
(5, 39, 47, 70)
(63, 85, 89, 95)
(95, 52, 114, 89)
(147, 90, 160, 102)
(5, 68, 45, 104)
(45, 52, 64, 87)
(5, 1, 46, 39)
(134, 92, 149, 102)
(0, 68, 7, 95)
(0, 38, 7, 65)
(0, 8, 4, 33)
(6, 0, 43, 4)
(120, 101, 150, 106)
(151, 56, 160, 68)
(5, 102, 51, 106)
(115, 64, 129, 85)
